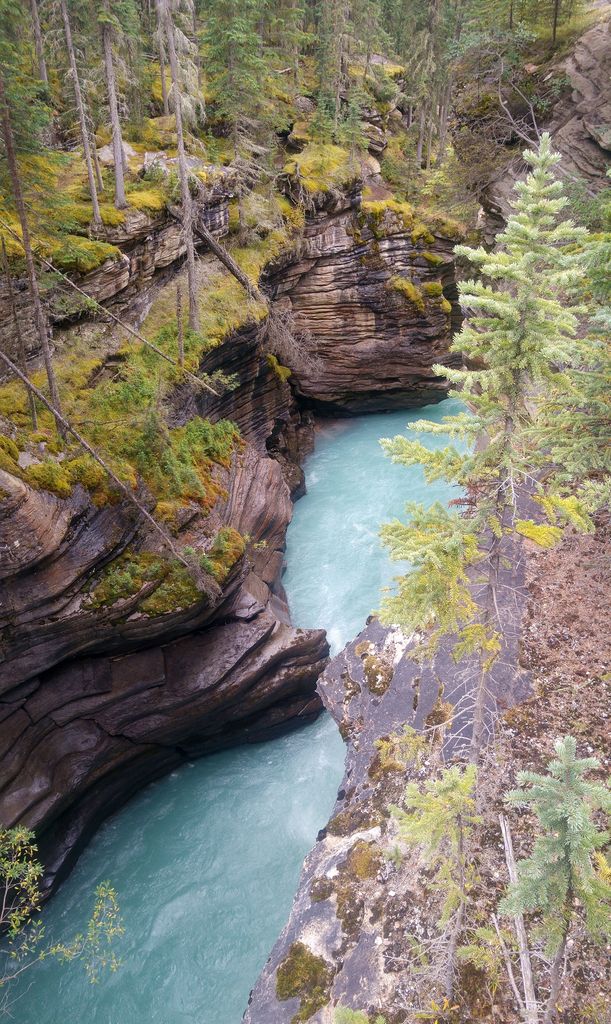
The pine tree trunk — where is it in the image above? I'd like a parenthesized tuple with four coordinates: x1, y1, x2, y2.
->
(159, 42, 170, 115)
(0, 71, 63, 435)
(92, 135, 105, 193)
(1, 238, 38, 430)
(552, 0, 561, 44)
(59, 0, 101, 227)
(160, 0, 200, 332)
(417, 105, 426, 167)
(437, 80, 452, 163)
(29, 0, 48, 84)
(101, 6, 128, 209)
(444, 814, 466, 1000)
(542, 924, 570, 1024)
(176, 283, 184, 367)
(155, 0, 170, 116)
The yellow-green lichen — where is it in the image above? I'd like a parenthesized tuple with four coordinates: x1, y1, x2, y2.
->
(370, 724, 428, 780)
(422, 281, 443, 298)
(411, 223, 435, 246)
(344, 839, 382, 881)
(421, 251, 445, 266)
(276, 942, 333, 1023)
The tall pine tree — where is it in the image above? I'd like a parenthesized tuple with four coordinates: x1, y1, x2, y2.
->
(379, 135, 593, 757)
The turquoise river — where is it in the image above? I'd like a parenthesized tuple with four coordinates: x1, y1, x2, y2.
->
(14, 399, 464, 1024)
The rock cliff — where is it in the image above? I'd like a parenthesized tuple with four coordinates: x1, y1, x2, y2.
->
(268, 194, 461, 413)
(481, 17, 611, 233)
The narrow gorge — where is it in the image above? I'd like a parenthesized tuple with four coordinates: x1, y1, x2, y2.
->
(0, 4, 609, 1023)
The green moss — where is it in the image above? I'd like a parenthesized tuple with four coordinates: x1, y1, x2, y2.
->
(65, 455, 116, 506)
(24, 460, 72, 498)
(139, 561, 202, 616)
(310, 877, 334, 903)
(0, 435, 19, 463)
(387, 276, 424, 314)
(360, 198, 414, 238)
(50, 236, 121, 274)
(201, 526, 245, 582)
(421, 251, 445, 266)
(422, 282, 443, 298)
(327, 806, 382, 837)
(422, 211, 466, 240)
(266, 353, 292, 382)
(276, 942, 333, 1023)
(441, 296, 452, 315)
(283, 143, 356, 195)
(425, 694, 454, 730)
(86, 550, 203, 616)
(335, 879, 365, 938)
(363, 654, 393, 696)
(411, 223, 435, 246)
(344, 840, 382, 881)
(370, 725, 428, 780)
(126, 187, 167, 214)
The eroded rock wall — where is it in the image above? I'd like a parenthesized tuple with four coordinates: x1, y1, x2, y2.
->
(268, 197, 461, 413)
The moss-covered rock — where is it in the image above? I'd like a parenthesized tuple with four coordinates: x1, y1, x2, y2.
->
(276, 942, 333, 1023)
(344, 839, 382, 881)
(363, 654, 393, 696)
(387, 276, 425, 314)
(283, 143, 357, 195)
(266, 353, 292, 382)
(310, 877, 334, 903)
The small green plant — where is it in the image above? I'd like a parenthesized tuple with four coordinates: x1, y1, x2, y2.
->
(0, 827, 123, 997)
(335, 1008, 387, 1024)
(392, 763, 480, 1000)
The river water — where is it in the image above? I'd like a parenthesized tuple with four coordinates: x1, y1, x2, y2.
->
(13, 399, 463, 1024)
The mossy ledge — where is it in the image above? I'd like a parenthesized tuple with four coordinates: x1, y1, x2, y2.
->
(275, 942, 334, 1023)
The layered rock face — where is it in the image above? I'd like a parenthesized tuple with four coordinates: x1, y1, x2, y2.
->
(0, 316, 327, 891)
(268, 196, 461, 413)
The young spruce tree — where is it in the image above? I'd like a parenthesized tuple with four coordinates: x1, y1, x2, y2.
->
(379, 134, 592, 758)
(500, 736, 610, 1024)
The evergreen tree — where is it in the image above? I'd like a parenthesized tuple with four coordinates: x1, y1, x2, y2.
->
(392, 763, 480, 998)
(379, 136, 595, 757)
(204, 0, 271, 232)
(29, 0, 48, 85)
(0, 3, 63, 432)
(500, 737, 610, 1024)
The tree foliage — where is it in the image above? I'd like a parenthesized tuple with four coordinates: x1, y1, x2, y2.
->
(500, 736, 611, 954)
(0, 827, 124, 1005)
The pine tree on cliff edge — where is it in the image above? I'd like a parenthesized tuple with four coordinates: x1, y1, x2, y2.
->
(379, 134, 593, 758)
